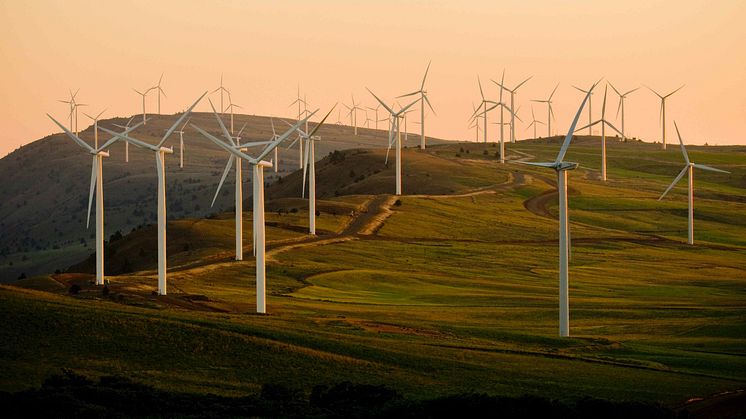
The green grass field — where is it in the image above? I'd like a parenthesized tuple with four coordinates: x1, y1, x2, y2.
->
(1, 138, 745, 409)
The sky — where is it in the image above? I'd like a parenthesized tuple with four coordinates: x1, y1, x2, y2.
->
(1, 0, 744, 157)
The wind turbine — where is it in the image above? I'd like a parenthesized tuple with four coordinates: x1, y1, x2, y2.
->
(608, 82, 639, 140)
(169, 117, 190, 169)
(224, 91, 242, 134)
(58, 89, 83, 134)
(572, 84, 596, 135)
(213, 73, 230, 115)
(344, 95, 364, 135)
(526, 106, 545, 139)
(152, 73, 166, 115)
(532, 83, 559, 137)
(82, 108, 107, 148)
(113, 117, 136, 163)
(367, 89, 419, 195)
(493, 74, 532, 143)
(270, 118, 281, 173)
(658, 121, 729, 245)
(519, 81, 598, 337)
(473, 97, 515, 164)
(133, 87, 150, 125)
(472, 76, 497, 144)
(193, 110, 318, 313)
(99, 93, 206, 295)
(366, 104, 382, 130)
(573, 85, 624, 181)
(397, 61, 436, 150)
(47, 114, 144, 286)
(291, 106, 335, 234)
(646, 85, 685, 150)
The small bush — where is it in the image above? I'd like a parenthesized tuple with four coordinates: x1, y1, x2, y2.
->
(17, 272, 27, 280)
(102, 285, 110, 296)
(394, 199, 402, 206)
(69, 284, 81, 295)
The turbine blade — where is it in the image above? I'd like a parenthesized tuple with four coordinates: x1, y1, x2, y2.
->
(86, 155, 97, 228)
(237, 122, 248, 138)
(98, 119, 146, 151)
(397, 90, 421, 98)
(514, 76, 533, 91)
(366, 88, 395, 115)
(190, 123, 256, 163)
(212, 156, 234, 207)
(692, 163, 730, 174)
(423, 94, 436, 115)
(673, 121, 690, 164)
(159, 91, 207, 147)
(98, 126, 158, 151)
(557, 82, 597, 163)
(421, 60, 431, 90)
(549, 83, 559, 100)
(256, 109, 319, 162)
(665, 85, 685, 98)
(307, 105, 336, 138)
(47, 114, 94, 152)
(302, 138, 311, 198)
(658, 166, 689, 200)
(604, 121, 624, 137)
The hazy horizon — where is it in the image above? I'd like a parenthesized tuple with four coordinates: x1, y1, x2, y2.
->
(1, 0, 745, 157)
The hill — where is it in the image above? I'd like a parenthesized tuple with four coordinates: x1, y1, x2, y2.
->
(0, 112, 446, 281)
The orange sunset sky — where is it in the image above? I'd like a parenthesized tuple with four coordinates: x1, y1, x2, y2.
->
(1, 0, 744, 157)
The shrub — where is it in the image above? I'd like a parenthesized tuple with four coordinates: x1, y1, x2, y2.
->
(102, 285, 110, 296)
(394, 199, 402, 206)
(69, 284, 81, 295)
(17, 272, 27, 280)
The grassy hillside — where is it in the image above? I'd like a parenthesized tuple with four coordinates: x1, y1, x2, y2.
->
(0, 112, 446, 280)
(1, 136, 745, 411)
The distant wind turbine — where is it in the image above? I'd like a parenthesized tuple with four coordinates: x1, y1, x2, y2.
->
(397, 61, 436, 150)
(646, 85, 685, 150)
(519, 80, 598, 337)
(152, 73, 166, 115)
(658, 121, 729, 245)
(493, 74, 532, 144)
(532, 83, 559, 138)
(344, 95, 364, 136)
(100, 93, 207, 295)
(112, 117, 136, 163)
(82, 108, 107, 149)
(573, 85, 624, 181)
(526, 106, 545, 139)
(213, 73, 230, 115)
(47, 114, 144, 287)
(133, 87, 150, 125)
(368, 88, 419, 195)
(607, 82, 639, 140)
(572, 84, 596, 135)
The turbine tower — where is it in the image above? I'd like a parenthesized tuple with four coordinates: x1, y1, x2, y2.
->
(193, 111, 318, 313)
(473, 97, 514, 164)
(647, 85, 684, 150)
(367, 89, 419, 195)
(472, 76, 497, 144)
(532, 83, 559, 138)
(47, 115, 144, 286)
(494, 74, 532, 143)
(82, 108, 107, 148)
(398, 61, 436, 150)
(658, 121, 729, 245)
(168, 117, 191, 169)
(573, 85, 624, 181)
(519, 81, 598, 337)
(100, 93, 207, 295)
(608, 82, 639, 140)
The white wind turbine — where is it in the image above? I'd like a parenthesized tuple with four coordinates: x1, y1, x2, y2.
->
(112, 117, 136, 163)
(532, 83, 559, 138)
(100, 93, 207, 295)
(344, 95, 364, 136)
(494, 74, 532, 144)
(152, 73, 166, 115)
(573, 85, 624, 181)
(133, 87, 150, 125)
(291, 107, 335, 235)
(367, 88, 419, 195)
(366, 104, 382, 130)
(519, 81, 598, 337)
(572, 84, 596, 135)
(224, 91, 242, 134)
(58, 89, 84, 134)
(472, 97, 515, 164)
(270, 118, 281, 173)
(472, 76, 498, 144)
(397, 61, 436, 150)
(608, 82, 639, 140)
(646, 85, 685, 150)
(658, 121, 729, 245)
(192, 110, 318, 313)
(213, 73, 230, 115)
(168, 117, 191, 169)
(47, 114, 144, 286)
(526, 106, 545, 140)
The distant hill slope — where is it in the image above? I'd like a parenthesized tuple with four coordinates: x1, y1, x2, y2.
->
(0, 112, 446, 281)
